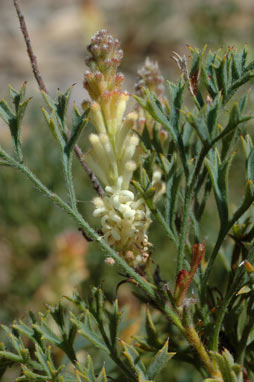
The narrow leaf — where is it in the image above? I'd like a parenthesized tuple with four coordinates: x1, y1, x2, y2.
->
(70, 311, 109, 355)
(146, 340, 175, 379)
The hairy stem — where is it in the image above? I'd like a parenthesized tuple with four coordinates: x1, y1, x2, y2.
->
(151, 208, 178, 246)
(184, 326, 221, 379)
(62, 154, 77, 212)
(13, 0, 47, 93)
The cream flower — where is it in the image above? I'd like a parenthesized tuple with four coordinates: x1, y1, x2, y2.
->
(93, 177, 152, 267)
(83, 30, 152, 268)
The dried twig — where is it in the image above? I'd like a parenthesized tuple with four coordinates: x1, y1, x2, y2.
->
(13, 0, 47, 93)
(171, 51, 196, 98)
(13, 0, 104, 197)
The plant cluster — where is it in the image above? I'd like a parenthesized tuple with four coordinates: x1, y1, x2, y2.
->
(0, 26, 254, 382)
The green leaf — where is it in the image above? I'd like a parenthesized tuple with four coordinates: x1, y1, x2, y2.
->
(232, 48, 248, 79)
(168, 77, 186, 131)
(17, 364, 49, 381)
(210, 352, 233, 382)
(0, 84, 31, 161)
(184, 108, 210, 145)
(96, 367, 107, 382)
(9, 82, 27, 112)
(106, 299, 121, 349)
(56, 86, 74, 126)
(145, 307, 162, 349)
(34, 344, 51, 376)
(237, 301, 248, 341)
(0, 99, 16, 126)
(0, 350, 22, 363)
(189, 45, 204, 75)
(205, 150, 235, 228)
(32, 319, 62, 346)
(2, 325, 23, 355)
(207, 93, 222, 139)
(241, 134, 253, 160)
(66, 291, 87, 312)
(164, 155, 182, 232)
(227, 70, 254, 101)
(159, 153, 173, 175)
(139, 166, 151, 190)
(218, 101, 251, 144)
(83, 355, 96, 381)
(121, 340, 146, 378)
(65, 106, 89, 155)
(41, 107, 65, 149)
(247, 146, 254, 182)
(12, 321, 36, 343)
(215, 55, 228, 99)
(41, 86, 74, 129)
(209, 350, 241, 382)
(70, 311, 110, 355)
(201, 51, 219, 99)
(146, 340, 175, 380)
(47, 303, 65, 330)
(136, 92, 177, 142)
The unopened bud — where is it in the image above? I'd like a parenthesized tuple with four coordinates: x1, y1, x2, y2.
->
(105, 257, 115, 265)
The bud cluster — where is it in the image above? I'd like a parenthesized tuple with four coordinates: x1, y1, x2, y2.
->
(84, 29, 124, 101)
(135, 57, 165, 98)
(134, 58, 167, 146)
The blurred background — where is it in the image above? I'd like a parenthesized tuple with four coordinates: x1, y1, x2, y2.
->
(0, 0, 253, 381)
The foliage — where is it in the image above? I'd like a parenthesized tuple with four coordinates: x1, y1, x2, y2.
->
(0, 31, 254, 382)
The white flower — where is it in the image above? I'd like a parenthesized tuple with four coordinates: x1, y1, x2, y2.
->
(93, 177, 152, 267)
(83, 31, 152, 268)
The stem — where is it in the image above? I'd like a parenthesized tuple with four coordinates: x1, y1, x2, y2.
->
(63, 153, 77, 212)
(161, 304, 185, 333)
(182, 306, 222, 379)
(202, 191, 254, 296)
(210, 260, 246, 352)
(73, 142, 104, 197)
(13, 0, 47, 93)
(176, 187, 192, 276)
(176, 146, 209, 277)
(151, 208, 178, 246)
(158, 295, 222, 378)
(96, 319, 135, 381)
(201, 228, 226, 296)
(237, 296, 254, 365)
(210, 291, 233, 352)
(184, 326, 221, 379)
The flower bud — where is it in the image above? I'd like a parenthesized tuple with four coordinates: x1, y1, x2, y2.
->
(135, 57, 165, 98)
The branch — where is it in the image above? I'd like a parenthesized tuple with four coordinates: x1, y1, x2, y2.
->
(13, 0, 104, 197)
(171, 51, 196, 98)
(13, 0, 47, 93)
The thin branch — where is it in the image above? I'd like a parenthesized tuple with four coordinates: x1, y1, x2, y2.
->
(13, 0, 47, 93)
(13, 0, 104, 197)
(73, 143, 104, 196)
(171, 51, 196, 98)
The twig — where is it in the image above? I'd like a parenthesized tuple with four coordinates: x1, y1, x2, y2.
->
(171, 51, 196, 98)
(13, 0, 47, 93)
(13, 0, 104, 197)
(66, 130, 104, 196)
